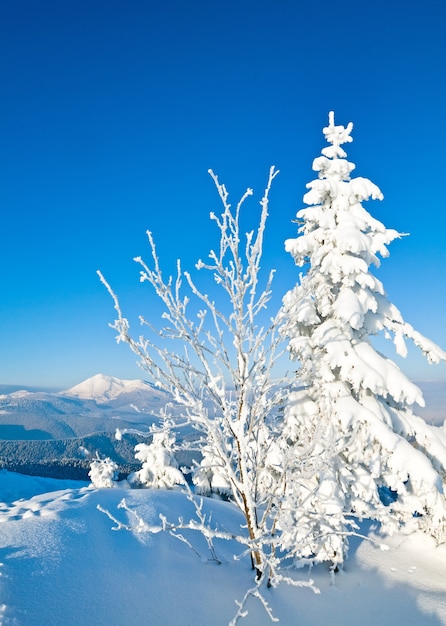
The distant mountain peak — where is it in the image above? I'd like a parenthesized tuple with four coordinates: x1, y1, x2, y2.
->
(61, 374, 154, 403)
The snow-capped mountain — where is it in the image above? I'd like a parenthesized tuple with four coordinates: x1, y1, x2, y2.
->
(0, 374, 178, 441)
(0, 374, 443, 481)
(0, 374, 171, 440)
(62, 373, 171, 412)
(0, 374, 174, 479)
(63, 373, 155, 403)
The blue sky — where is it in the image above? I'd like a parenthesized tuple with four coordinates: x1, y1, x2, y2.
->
(0, 0, 445, 388)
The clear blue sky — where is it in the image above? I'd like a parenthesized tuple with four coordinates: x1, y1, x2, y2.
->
(1, 0, 445, 388)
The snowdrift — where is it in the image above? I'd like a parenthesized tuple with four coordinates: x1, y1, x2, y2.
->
(0, 471, 445, 625)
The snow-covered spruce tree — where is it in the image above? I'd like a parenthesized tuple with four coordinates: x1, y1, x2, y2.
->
(98, 168, 301, 584)
(192, 441, 232, 498)
(282, 112, 446, 562)
(126, 419, 186, 489)
(89, 455, 118, 488)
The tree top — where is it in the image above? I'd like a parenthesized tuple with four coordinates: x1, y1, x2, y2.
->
(322, 111, 354, 160)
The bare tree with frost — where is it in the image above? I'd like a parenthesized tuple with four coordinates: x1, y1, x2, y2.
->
(98, 167, 317, 594)
(282, 112, 446, 564)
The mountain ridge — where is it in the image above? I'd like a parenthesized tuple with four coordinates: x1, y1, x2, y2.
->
(0, 373, 169, 443)
(61, 373, 155, 403)
(0, 374, 443, 481)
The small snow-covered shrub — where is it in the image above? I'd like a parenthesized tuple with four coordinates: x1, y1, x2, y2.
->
(192, 444, 232, 498)
(127, 420, 185, 489)
(89, 456, 118, 488)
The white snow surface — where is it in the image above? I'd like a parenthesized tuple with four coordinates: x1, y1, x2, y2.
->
(0, 471, 445, 625)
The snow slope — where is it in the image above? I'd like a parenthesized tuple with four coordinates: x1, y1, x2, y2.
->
(0, 471, 445, 626)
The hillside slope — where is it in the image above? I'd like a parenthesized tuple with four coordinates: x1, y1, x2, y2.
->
(0, 473, 445, 625)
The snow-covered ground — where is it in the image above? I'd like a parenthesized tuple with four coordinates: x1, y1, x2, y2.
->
(0, 471, 445, 626)
(0, 375, 445, 624)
